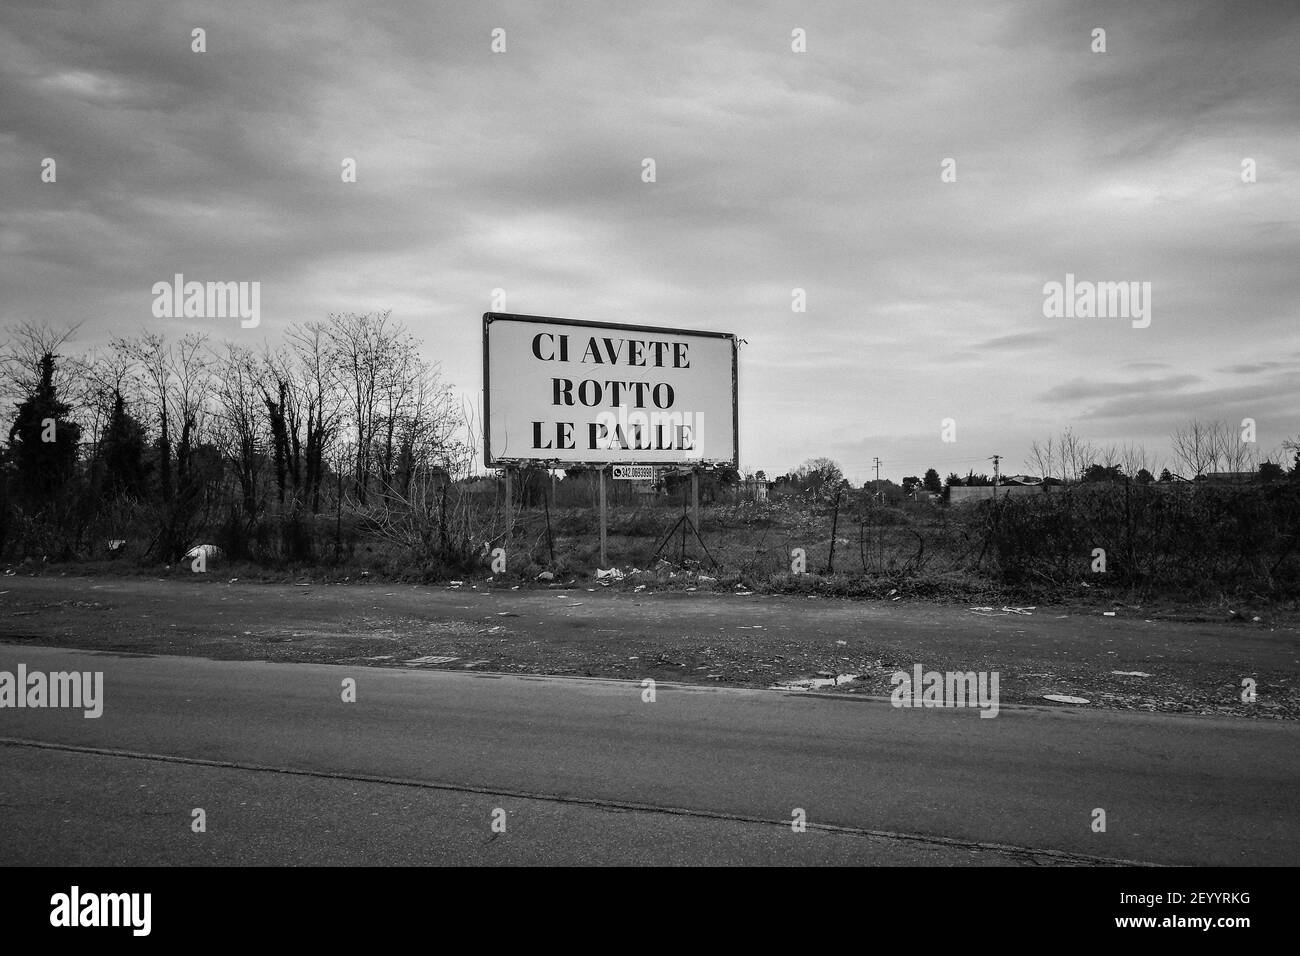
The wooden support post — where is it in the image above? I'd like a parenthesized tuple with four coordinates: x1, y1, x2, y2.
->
(691, 468, 700, 531)
(503, 466, 513, 543)
(598, 465, 608, 567)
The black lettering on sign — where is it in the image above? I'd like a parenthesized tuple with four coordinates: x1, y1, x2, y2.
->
(575, 337, 686, 368)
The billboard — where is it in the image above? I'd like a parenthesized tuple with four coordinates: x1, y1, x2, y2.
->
(483, 312, 738, 468)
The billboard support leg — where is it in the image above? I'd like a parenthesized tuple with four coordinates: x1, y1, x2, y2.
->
(599, 465, 608, 567)
(650, 468, 718, 572)
(691, 468, 699, 531)
(503, 466, 513, 544)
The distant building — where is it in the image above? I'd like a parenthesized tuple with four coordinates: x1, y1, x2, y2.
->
(738, 478, 771, 501)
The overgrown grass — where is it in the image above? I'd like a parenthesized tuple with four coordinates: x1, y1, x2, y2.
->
(8, 482, 1300, 605)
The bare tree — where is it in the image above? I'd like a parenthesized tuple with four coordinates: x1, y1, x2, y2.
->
(1059, 428, 1096, 483)
(0, 321, 82, 404)
(1171, 420, 1224, 477)
(282, 321, 344, 512)
(169, 333, 212, 491)
(1095, 443, 1121, 470)
(325, 311, 405, 504)
(1117, 442, 1149, 480)
(1025, 435, 1057, 482)
(77, 341, 141, 464)
(117, 333, 174, 498)
(211, 343, 265, 518)
(1214, 421, 1258, 474)
(114, 331, 212, 557)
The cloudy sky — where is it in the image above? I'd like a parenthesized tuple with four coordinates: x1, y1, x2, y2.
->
(2, 0, 1297, 483)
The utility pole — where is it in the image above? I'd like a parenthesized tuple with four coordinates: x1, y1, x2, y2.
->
(989, 454, 1001, 501)
(869, 456, 883, 571)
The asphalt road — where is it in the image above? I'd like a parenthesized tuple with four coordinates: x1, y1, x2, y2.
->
(2, 644, 1296, 865)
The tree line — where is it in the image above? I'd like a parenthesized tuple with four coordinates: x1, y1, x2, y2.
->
(0, 312, 463, 562)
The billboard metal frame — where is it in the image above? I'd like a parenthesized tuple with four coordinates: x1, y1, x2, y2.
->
(482, 312, 739, 470)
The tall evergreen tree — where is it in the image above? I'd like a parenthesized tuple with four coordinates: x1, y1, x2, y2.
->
(7, 352, 81, 505)
(97, 391, 149, 500)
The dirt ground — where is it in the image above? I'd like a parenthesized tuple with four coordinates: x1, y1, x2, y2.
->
(1, 572, 1297, 718)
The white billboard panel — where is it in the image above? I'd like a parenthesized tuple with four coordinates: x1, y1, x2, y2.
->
(483, 313, 738, 468)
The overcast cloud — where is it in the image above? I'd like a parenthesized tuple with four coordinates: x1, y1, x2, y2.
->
(2, 0, 1297, 482)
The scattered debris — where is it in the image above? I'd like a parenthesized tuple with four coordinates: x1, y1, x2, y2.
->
(1103, 611, 1116, 617)
(595, 568, 624, 581)
(537, 571, 555, 582)
(1111, 671, 1152, 677)
(836, 640, 847, 646)
(183, 544, 223, 562)
(775, 673, 860, 690)
(1043, 694, 1090, 705)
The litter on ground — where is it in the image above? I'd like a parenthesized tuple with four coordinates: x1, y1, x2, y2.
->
(775, 673, 860, 690)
